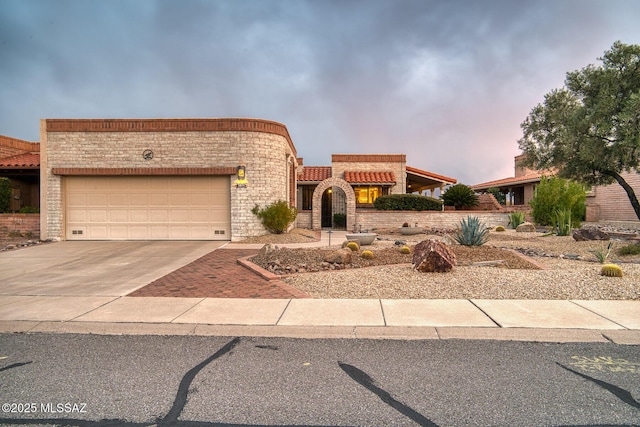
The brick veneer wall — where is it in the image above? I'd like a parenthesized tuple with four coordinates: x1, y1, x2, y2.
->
(589, 171, 640, 222)
(0, 135, 39, 158)
(0, 214, 40, 238)
(354, 210, 509, 231)
(296, 211, 312, 229)
(40, 118, 297, 241)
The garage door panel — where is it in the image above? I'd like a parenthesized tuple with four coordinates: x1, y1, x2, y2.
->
(149, 194, 169, 205)
(87, 194, 107, 205)
(149, 209, 169, 222)
(66, 176, 230, 240)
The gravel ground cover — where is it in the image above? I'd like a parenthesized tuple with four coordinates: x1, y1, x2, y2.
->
(247, 228, 640, 300)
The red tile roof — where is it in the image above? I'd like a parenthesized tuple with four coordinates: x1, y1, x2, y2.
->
(471, 172, 548, 189)
(406, 165, 457, 184)
(0, 152, 40, 168)
(344, 171, 396, 184)
(298, 166, 331, 182)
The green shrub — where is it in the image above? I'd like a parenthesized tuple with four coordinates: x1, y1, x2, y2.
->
(333, 213, 346, 227)
(442, 184, 479, 210)
(251, 200, 297, 234)
(373, 194, 442, 211)
(618, 242, 640, 256)
(0, 178, 11, 213)
(19, 206, 39, 213)
(600, 263, 623, 278)
(361, 250, 374, 259)
(508, 212, 525, 229)
(529, 176, 586, 227)
(453, 215, 489, 246)
(495, 225, 506, 232)
(486, 187, 506, 205)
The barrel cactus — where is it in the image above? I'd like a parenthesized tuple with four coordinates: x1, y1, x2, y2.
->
(600, 264, 623, 278)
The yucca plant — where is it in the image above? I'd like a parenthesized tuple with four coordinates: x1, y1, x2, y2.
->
(453, 216, 490, 246)
(590, 241, 613, 264)
(554, 208, 572, 236)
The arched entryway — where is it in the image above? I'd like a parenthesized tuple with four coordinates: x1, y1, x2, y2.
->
(311, 177, 356, 231)
(320, 186, 348, 229)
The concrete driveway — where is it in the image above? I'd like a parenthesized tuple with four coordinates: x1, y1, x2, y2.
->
(0, 241, 225, 297)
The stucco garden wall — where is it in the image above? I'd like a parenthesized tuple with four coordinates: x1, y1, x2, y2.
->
(40, 118, 296, 241)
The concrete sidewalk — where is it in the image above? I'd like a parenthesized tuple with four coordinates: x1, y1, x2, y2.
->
(0, 296, 639, 344)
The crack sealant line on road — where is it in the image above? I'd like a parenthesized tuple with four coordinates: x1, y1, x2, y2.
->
(468, 299, 503, 327)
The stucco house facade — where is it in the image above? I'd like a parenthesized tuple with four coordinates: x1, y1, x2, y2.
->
(2, 117, 455, 241)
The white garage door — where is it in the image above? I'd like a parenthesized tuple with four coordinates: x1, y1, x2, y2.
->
(65, 176, 230, 240)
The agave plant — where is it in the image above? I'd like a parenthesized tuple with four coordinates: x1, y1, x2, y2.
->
(453, 216, 490, 246)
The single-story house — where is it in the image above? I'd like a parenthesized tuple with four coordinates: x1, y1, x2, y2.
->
(472, 154, 640, 222)
(1, 117, 457, 241)
(297, 154, 456, 230)
(0, 135, 40, 211)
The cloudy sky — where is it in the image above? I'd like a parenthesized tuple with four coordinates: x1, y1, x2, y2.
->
(1, 0, 639, 185)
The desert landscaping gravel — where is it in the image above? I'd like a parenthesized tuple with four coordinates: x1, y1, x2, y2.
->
(247, 228, 640, 300)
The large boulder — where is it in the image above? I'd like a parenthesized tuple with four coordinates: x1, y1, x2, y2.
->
(572, 228, 610, 241)
(516, 222, 536, 232)
(412, 239, 456, 273)
(324, 248, 352, 264)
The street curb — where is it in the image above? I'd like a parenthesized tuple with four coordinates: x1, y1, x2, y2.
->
(1, 321, 639, 344)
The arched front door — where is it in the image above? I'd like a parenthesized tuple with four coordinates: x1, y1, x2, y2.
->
(311, 177, 356, 231)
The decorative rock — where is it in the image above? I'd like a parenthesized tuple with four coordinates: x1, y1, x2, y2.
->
(572, 228, 610, 241)
(394, 240, 407, 246)
(258, 244, 275, 256)
(411, 239, 456, 273)
(323, 248, 353, 264)
(516, 222, 536, 232)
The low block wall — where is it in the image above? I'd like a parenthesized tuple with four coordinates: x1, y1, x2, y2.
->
(354, 210, 510, 231)
(0, 214, 40, 239)
(296, 210, 312, 229)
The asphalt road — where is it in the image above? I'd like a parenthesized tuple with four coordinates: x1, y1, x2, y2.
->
(1, 334, 639, 426)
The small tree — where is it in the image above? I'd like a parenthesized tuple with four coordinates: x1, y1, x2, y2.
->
(529, 176, 586, 227)
(0, 178, 11, 213)
(442, 184, 479, 210)
(518, 41, 640, 220)
(251, 200, 297, 234)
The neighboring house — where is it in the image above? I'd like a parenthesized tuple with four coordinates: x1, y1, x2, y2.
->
(472, 154, 640, 222)
(0, 135, 40, 212)
(297, 154, 456, 230)
(4, 117, 457, 241)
